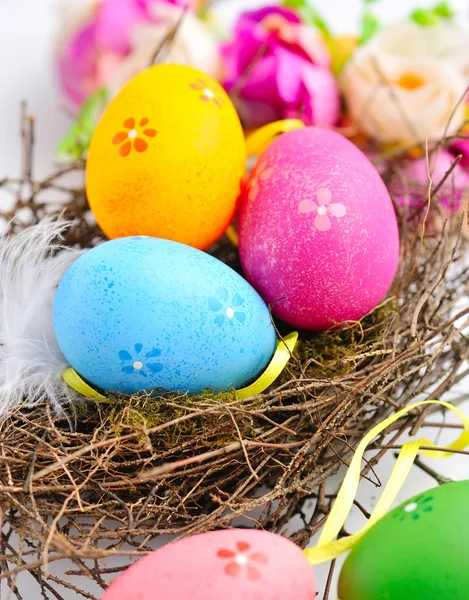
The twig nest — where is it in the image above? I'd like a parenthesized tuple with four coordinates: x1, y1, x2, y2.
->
(341, 21, 468, 144)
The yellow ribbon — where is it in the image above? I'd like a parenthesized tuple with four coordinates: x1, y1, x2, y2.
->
(62, 331, 298, 402)
(225, 119, 306, 248)
(245, 118, 305, 157)
(304, 400, 469, 565)
(63, 368, 108, 401)
(235, 332, 298, 400)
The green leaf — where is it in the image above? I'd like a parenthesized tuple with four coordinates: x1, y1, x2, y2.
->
(283, 0, 332, 38)
(57, 88, 107, 159)
(433, 1, 453, 18)
(411, 8, 439, 26)
(283, 0, 305, 8)
(360, 11, 381, 44)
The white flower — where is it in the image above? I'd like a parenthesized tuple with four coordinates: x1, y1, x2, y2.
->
(341, 21, 469, 144)
(109, 3, 221, 98)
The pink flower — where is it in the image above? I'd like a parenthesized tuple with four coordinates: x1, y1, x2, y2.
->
(298, 188, 346, 232)
(394, 149, 469, 214)
(56, 0, 216, 106)
(450, 138, 469, 170)
(221, 6, 340, 128)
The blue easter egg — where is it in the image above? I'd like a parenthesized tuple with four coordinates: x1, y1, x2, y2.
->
(53, 237, 277, 395)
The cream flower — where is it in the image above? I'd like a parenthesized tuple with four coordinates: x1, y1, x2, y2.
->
(341, 21, 469, 144)
(109, 3, 221, 98)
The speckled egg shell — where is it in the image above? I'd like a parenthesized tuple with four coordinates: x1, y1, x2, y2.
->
(102, 529, 316, 600)
(53, 237, 276, 395)
(86, 64, 246, 250)
(238, 127, 400, 330)
(339, 481, 469, 600)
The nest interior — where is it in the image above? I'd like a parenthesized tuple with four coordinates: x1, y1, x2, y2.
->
(0, 109, 469, 599)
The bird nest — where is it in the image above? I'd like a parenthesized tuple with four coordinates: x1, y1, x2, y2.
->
(1, 108, 469, 599)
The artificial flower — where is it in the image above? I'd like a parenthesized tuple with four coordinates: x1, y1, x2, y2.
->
(56, 0, 219, 107)
(341, 21, 469, 144)
(221, 5, 340, 128)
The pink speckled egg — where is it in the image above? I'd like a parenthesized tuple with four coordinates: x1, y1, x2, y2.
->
(102, 529, 316, 600)
(238, 127, 400, 330)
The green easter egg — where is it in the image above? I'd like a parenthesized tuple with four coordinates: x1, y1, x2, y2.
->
(338, 480, 469, 600)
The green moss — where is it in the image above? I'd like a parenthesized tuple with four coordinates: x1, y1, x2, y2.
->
(284, 299, 398, 380)
(86, 300, 397, 448)
(94, 389, 254, 450)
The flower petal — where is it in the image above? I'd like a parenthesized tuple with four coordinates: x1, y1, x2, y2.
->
(217, 287, 229, 301)
(217, 549, 235, 558)
(190, 83, 203, 90)
(259, 167, 274, 181)
(317, 188, 332, 205)
(134, 138, 148, 153)
(199, 94, 210, 103)
(147, 362, 163, 374)
(208, 298, 223, 312)
(140, 117, 149, 126)
(119, 141, 132, 157)
(298, 199, 317, 214)
(232, 293, 244, 307)
(314, 213, 331, 231)
(143, 129, 157, 138)
(329, 203, 346, 218)
(225, 562, 241, 577)
(121, 366, 134, 374)
(247, 564, 261, 581)
(123, 117, 135, 129)
(134, 343, 143, 354)
(250, 552, 268, 564)
(237, 541, 250, 552)
(113, 131, 127, 145)
(235, 312, 246, 323)
(118, 350, 132, 361)
(248, 182, 259, 202)
(214, 315, 225, 327)
(145, 348, 162, 358)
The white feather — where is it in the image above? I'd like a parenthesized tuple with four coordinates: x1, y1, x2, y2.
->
(0, 219, 83, 418)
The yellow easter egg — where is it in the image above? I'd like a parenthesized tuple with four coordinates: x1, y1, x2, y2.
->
(86, 64, 246, 250)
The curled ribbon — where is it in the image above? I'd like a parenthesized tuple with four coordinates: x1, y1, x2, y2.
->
(225, 119, 306, 248)
(303, 400, 469, 565)
(245, 118, 305, 157)
(62, 331, 298, 402)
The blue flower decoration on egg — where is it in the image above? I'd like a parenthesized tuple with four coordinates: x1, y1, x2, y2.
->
(208, 287, 246, 327)
(118, 343, 163, 378)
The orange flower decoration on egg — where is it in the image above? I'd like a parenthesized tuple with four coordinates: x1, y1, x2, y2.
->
(189, 78, 224, 108)
(112, 117, 157, 157)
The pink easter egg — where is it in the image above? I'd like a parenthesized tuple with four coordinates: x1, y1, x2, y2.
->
(102, 529, 316, 600)
(238, 127, 400, 330)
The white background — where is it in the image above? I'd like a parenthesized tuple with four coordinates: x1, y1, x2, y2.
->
(0, 1, 469, 599)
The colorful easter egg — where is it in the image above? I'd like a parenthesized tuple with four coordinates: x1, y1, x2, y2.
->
(102, 529, 316, 599)
(86, 64, 246, 250)
(53, 237, 276, 395)
(238, 127, 400, 330)
(339, 480, 469, 600)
